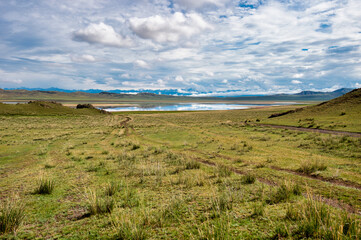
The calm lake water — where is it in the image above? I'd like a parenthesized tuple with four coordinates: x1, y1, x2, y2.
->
(102, 102, 297, 112)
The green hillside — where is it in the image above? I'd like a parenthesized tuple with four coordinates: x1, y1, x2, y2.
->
(265, 88, 361, 132)
(0, 101, 107, 116)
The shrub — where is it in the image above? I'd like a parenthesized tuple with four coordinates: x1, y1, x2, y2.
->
(33, 177, 54, 194)
(76, 104, 95, 109)
(0, 199, 24, 234)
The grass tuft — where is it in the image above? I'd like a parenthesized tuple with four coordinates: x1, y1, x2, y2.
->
(241, 174, 256, 184)
(33, 177, 55, 194)
(86, 189, 114, 215)
(251, 202, 265, 217)
(113, 213, 148, 240)
(216, 165, 232, 178)
(266, 182, 298, 204)
(0, 198, 24, 234)
(185, 160, 200, 170)
(297, 161, 327, 175)
(104, 182, 121, 196)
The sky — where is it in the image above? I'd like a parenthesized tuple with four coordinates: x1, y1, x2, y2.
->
(0, 0, 361, 96)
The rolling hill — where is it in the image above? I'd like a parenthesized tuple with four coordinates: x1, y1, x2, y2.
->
(0, 101, 108, 116)
(265, 88, 361, 132)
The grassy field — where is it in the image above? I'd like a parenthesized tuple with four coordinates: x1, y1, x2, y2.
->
(0, 104, 360, 239)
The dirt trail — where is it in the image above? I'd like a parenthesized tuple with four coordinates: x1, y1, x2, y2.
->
(256, 124, 361, 137)
(270, 166, 361, 191)
(192, 156, 359, 215)
(120, 116, 132, 127)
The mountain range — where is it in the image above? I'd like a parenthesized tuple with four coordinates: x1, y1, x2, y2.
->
(0, 87, 355, 102)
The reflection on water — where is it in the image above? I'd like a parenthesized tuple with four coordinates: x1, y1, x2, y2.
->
(102, 103, 295, 112)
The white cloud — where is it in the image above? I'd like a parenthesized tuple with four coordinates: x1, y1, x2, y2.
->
(134, 60, 150, 69)
(0, 78, 23, 84)
(71, 54, 96, 62)
(175, 75, 184, 82)
(205, 71, 214, 77)
(355, 83, 361, 88)
(291, 80, 302, 84)
(292, 73, 304, 78)
(73, 22, 133, 48)
(159, 48, 201, 61)
(120, 73, 130, 79)
(129, 12, 212, 44)
(174, 0, 230, 9)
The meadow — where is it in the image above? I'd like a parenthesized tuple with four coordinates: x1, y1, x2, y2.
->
(0, 104, 360, 239)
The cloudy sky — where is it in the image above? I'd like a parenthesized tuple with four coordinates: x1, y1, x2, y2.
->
(0, 0, 361, 95)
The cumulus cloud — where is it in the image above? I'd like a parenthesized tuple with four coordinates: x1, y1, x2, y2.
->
(1, 0, 361, 93)
(73, 22, 133, 48)
(134, 59, 150, 69)
(292, 73, 304, 78)
(175, 75, 184, 82)
(129, 12, 212, 43)
(291, 80, 302, 84)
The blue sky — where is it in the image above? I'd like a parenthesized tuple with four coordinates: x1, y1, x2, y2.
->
(0, 0, 361, 96)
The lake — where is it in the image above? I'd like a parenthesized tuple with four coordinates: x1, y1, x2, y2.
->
(102, 102, 297, 112)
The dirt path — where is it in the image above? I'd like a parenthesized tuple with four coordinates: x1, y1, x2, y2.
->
(192, 156, 360, 215)
(120, 116, 132, 128)
(270, 166, 361, 191)
(256, 124, 361, 137)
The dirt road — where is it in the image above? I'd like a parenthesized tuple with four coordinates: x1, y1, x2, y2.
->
(256, 124, 361, 138)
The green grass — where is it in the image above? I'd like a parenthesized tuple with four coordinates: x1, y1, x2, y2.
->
(0, 102, 360, 238)
(0, 101, 106, 116)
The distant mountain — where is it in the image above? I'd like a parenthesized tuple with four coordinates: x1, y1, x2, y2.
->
(3, 87, 194, 96)
(0, 87, 355, 102)
(294, 88, 354, 96)
(2, 87, 355, 99)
